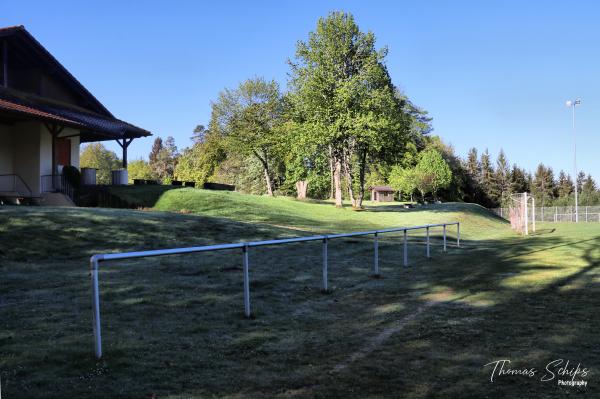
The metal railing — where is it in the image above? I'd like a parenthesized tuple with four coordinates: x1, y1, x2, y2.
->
(41, 174, 75, 202)
(89, 221, 460, 358)
(0, 174, 33, 197)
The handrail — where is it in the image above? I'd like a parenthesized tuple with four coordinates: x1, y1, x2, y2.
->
(90, 221, 460, 358)
(0, 174, 33, 197)
(40, 174, 75, 202)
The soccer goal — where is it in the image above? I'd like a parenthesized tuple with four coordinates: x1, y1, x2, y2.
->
(509, 193, 536, 235)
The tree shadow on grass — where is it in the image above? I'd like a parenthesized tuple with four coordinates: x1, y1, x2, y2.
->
(308, 230, 600, 398)
(2, 208, 599, 398)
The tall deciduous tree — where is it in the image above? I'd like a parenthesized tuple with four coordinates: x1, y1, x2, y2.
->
(149, 136, 178, 183)
(212, 77, 284, 196)
(388, 165, 417, 201)
(288, 11, 406, 208)
(127, 159, 155, 183)
(80, 143, 120, 184)
(414, 149, 452, 201)
(174, 127, 225, 185)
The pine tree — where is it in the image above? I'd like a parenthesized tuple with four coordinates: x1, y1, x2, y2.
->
(556, 170, 574, 199)
(149, 137, 163, 167)
(510, 164, 529, 194)
(466, 148, 480, 177)
(479, 149, 495, 206)
(576, 171, 586, 194)
(493, 149, 511, 205)
(580, 174, 598, 206)
(532, 164, 556, 207)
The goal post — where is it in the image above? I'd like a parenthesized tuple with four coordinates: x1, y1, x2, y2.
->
(509, 192, 536, 235)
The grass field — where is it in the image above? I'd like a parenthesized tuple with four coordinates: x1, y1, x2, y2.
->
(1, 190, 599, 398)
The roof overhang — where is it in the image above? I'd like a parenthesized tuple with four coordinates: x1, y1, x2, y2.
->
(0, 88, 151, 142)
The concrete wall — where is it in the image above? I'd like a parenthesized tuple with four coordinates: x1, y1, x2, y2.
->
(39, 126, 52, 176)
(2, 122, 82, 196)
(0, 124, 13, 174)
(12, 122, 41, 195)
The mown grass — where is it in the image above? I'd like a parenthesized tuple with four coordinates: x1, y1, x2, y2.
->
(1, 194, 599, 398)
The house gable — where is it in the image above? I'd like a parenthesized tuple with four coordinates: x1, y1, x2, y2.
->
(0, 25, 112, 116)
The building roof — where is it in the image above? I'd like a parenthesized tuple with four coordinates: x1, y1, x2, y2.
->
(0, 25, 151, 142)
(369, 185, 395, 192)
(0, 87, 151, 142)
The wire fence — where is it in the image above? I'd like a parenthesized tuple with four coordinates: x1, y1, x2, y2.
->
(492, 206, 600, 223)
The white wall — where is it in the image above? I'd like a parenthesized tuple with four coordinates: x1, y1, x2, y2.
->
(2, 122, 82, 195)
(0, 124, 13, 174)
(39, 126, 53, 176)
(12, 122, 41, 195)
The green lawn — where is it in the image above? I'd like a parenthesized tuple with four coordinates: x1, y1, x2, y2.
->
(1, 192, 599, 398)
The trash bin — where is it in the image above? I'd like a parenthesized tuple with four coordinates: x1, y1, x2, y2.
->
(111, 169, 128, 185)
(81, 168, 97, 185)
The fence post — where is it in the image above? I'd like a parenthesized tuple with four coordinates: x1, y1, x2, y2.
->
(403, 230, 408, 267)
(373, 232, 380, 276)
(322, 237, 329, 292)
(457, 223, 460, 247)
(443, 225, 447, 252)
(555, 206, 557, 223)
(532, 197, 536, 232)
(91, 256, 102, 359)
(242, 244, 251, 318)
(426, 227, 430, 258)
(586, 206, 588, 222)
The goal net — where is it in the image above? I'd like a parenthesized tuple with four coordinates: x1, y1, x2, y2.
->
(508, 193, 536, 235)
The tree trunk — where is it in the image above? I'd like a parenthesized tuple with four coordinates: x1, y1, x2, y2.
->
(354, 148, 368, 209)
(296, 180, 308, 199)
(253, 150, 274, 197)
(328, 145, 335, 200)
(343, 150, 357, 208)
(334, 158, 343, 207)
(264, 168, 274, 196)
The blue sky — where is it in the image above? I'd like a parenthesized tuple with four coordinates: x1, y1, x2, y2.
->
(4, 1, 599, 180)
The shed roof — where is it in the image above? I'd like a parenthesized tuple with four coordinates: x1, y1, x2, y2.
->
(369, 185, 395, 192)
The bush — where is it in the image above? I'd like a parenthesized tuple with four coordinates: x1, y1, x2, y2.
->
(62, 165, 81, 189)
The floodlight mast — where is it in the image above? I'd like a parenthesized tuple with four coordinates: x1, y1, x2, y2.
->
(566, 99, 581, 223)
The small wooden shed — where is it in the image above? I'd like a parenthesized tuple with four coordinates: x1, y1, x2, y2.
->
(369, 186, 395, 202)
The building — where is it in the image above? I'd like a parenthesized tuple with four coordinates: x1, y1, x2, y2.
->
(369, 185, 395, 202)
(0, 25, 150, 203)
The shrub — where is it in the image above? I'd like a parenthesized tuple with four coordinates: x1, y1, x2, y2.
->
(62, 165, 81, 189)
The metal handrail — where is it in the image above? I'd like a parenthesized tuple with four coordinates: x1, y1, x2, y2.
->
(90, 221, 460, 358)
(0, 174, 33, 197)
(40, 174, 75, 201)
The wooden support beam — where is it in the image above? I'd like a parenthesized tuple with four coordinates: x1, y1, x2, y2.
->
(117, 137, 133, 168)
(45, 123, 65, 176)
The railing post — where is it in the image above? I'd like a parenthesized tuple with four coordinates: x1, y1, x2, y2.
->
(242, 244, 251, 318)
(91, 256, 102, 359)
(403, 230, 408, 267)
(322, 237, 329, 292)
(457, 223, 460, 247)
(373, 232, 379, 277)
(426, 227, 430, 258)
(443, 225, 447, 252)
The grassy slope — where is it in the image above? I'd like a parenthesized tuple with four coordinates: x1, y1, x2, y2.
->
(1, 192, 599, 398)
(153, 188, 508, 239)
